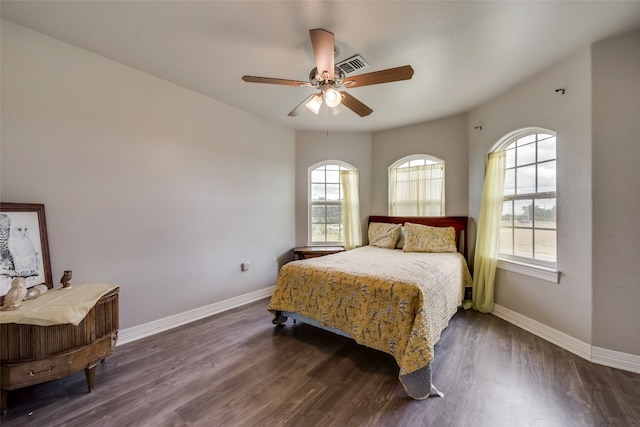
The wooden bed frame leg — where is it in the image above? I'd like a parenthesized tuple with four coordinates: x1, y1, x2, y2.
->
(272, 311, 288, 325)
(84, 365, 97, 392)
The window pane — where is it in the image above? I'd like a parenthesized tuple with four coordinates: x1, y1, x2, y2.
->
(517, 134, 536, 146)
(326, 223, 341, 242)
(325, 183, 340, 201)
(516, 164, 536, 194)
(499, 227, 513, 255)
(311, 184, 326, 201)
(504, 169, 515, 196)
(325, 164, 339, 171)
(515, 199, 533, 226)
(311, 224, 326, 243)
(311, 205, 325, 223)
(537, 160, 556, 193)
(517, 142, 536, 166)
(501, 201, 513, 226)
(505, 148, 516, 169)
(535, 229, 557, 262)
(395, 181, 412, 200)
(326, 170, 340, 183)
(394, 202, 417, 216)
(538, 137, 556, 162)
(311, 169, 325, 183)
(326, 205, 341, 223)
(535, 198, 556, 229)
(514, 228, 533, 258)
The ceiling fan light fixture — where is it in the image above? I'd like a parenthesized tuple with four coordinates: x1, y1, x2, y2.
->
(330, 105, 343, 116)
(305, 93, 322, 114)
(324, 88, 342, 108)
(242, 29, 414, 119)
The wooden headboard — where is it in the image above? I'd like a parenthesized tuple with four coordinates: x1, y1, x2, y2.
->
(368, 216, 469, 261)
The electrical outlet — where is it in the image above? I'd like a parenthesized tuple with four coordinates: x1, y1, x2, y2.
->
(241, 262, 250, 272)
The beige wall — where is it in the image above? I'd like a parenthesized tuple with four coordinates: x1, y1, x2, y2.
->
(371, 113, 470, 217)
(468, 48, 593, 343)
(294, 131, 372, 246)
(1, 21, 296, 330)
(591, 29, 640, 356)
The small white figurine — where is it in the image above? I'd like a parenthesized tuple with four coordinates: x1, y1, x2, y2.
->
(24, 284, 48, 301)
(1, 277, 28, 310)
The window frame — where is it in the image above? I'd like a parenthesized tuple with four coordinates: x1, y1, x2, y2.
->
(388, 154, 445, 217)
(491, 128, 559, 282)
(307, 160, 356, 246)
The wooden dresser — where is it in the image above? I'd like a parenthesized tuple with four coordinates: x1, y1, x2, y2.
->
(0, 287, 119, 413)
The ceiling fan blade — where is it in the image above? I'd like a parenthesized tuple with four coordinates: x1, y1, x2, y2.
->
(242, 75, 309, 87)
(343, 65, 414, 88)
(288, 94, 317, 117)
(310, 29, 335, 80)
(340, 92, 373, 117)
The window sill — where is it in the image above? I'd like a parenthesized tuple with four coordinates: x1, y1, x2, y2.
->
(497, 259, 559, 283)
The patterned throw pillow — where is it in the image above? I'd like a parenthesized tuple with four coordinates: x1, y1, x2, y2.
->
(395, 226, 405, 249)
(402, 222, 457, 253)
(368, 222, 402, 249)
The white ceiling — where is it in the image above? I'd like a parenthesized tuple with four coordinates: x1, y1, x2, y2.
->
(2, 1, 640, 133)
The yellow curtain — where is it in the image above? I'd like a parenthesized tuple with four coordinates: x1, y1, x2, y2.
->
(472, 151, 506, 313)
(389, 164, 444, 216)
(340, 170, 362, 250)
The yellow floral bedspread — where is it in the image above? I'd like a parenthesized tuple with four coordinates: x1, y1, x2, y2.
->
(268, 246, 472, 375)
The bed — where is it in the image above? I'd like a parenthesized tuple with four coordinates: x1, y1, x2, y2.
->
(268, 216, 472, 400)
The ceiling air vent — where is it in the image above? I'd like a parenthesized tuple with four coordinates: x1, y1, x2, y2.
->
(336, 54, 369, 75)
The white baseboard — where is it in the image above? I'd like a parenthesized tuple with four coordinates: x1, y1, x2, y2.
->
(493, 304, 640, 374)
(592, 346, 640, 374)
(117, 286, 275, 346)
(492, 304, 592, 360)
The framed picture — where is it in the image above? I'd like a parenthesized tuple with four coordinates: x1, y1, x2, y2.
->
(0, 203, 53, 302)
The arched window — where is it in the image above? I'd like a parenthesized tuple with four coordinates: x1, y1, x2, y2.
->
(496, 129, 557, 267)
(308, 161, 357, 245)
(388, 154, 445, 216)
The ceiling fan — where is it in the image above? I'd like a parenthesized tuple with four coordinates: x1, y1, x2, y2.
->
(242, 29, 414, 118)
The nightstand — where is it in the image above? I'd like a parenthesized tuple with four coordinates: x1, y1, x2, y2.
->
(294, 246, 345, 260)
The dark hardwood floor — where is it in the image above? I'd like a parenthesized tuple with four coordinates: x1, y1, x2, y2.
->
(2, 298, 639, 426)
